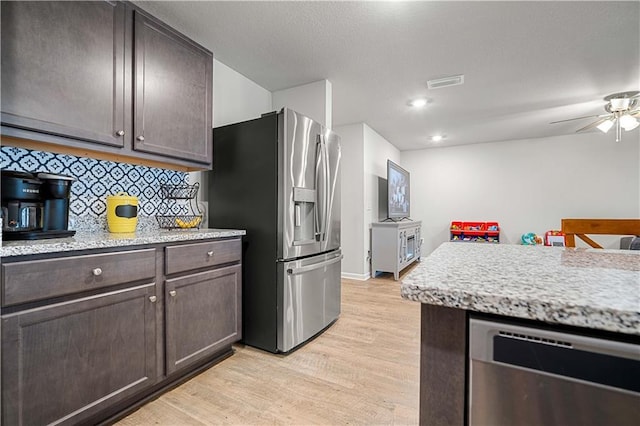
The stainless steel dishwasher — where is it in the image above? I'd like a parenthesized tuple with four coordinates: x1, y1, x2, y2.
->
(469, 318, 640, 426)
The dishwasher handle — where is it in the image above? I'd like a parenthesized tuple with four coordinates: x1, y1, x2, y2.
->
(470, 318, 640, 362)
(470, 318, 640, 394)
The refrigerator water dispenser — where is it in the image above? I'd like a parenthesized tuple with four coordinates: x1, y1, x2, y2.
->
(293, 187, 316, 245)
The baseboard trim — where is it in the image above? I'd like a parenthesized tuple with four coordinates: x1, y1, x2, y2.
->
(341, 272, 371, 281)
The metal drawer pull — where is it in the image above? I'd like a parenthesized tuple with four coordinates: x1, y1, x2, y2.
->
(137, 135, 145, 141)
(92, 268, 102, 276)
(169, 290, 177, 297)
(149, 296, 157, 303)
(116, 130, 125, 136)
(207, 251, 214, 257)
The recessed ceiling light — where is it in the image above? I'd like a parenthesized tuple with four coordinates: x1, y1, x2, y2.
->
(430, 134, 447, 142)
(408, 98, 432, 108)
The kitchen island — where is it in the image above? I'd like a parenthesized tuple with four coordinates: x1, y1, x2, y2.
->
(401, 242, 639, 426)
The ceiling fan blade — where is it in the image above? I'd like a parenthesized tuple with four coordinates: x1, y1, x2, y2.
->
(575, 118, 608, 133)
(549, 114, 603, 124)
(630, 110, 640, 118)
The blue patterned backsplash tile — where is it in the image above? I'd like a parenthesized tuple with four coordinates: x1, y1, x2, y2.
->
(0, 146, 188, 231)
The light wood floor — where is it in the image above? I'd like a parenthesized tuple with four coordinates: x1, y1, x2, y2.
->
(117, 271, 421, 425)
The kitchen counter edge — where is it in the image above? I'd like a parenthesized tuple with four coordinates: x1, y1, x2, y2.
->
(0, 229, 246, 257)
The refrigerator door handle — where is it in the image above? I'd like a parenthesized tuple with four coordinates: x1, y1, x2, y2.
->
(287, 254, 343, 275)
(314, 135, 324, 241)
(322, 134, 331, 242)
(315, 133, 331, 243)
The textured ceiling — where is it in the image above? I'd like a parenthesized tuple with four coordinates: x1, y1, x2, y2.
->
(135, 1, 640, 151)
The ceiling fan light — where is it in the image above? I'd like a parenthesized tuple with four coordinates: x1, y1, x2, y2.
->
(596, 119, 614, 133)
(609, 98, 631, 112)
(619, 115, 639, 131)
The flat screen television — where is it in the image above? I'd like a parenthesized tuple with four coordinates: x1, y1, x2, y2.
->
(387, 160, 410, 220)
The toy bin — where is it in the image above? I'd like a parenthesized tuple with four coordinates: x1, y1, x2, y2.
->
(463, 222, 484, 235)
(450, 220, 501, 243)
(485, 222, 500, 235)
(450, 221, 464, 234)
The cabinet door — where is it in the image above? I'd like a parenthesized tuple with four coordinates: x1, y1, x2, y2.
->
(0, 1, 128, 147)
(1, 283, 158, 426)
(133, 11, 213, 164)
(165, 264, 241, 375)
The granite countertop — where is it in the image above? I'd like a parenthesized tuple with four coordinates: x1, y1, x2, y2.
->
(0, 228, 246, 257)
(401, 242, 640, 335)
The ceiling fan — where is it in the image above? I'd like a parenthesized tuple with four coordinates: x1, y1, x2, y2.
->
(551, 91, 640, 142)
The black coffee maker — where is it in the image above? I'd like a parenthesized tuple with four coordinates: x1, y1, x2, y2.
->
(1, 170, 76, 240)
(37, 173, 76, 232)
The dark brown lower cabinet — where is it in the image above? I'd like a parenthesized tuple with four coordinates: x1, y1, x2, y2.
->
(165, 264, 242, 375)
(1, 283, 158, 426)
(1, 237, 242, 425)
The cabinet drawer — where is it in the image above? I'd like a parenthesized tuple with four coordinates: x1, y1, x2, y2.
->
(2, 249, 156, 306)
(165, 239, 241, 275)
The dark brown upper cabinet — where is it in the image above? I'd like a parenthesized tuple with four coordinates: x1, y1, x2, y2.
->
(1, 1, 128, 148)
(0, 1, 213, 171)
(134, 11, 213, 165)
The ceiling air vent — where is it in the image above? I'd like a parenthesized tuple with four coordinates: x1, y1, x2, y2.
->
(427, 74, 464, 90)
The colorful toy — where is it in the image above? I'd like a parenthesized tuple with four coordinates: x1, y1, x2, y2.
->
(544, 230, 565, 247)
(521, 233, 543, 245)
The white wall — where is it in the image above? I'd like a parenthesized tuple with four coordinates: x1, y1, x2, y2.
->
(192, 59, 272, 222)
(337, 123, 400, 279)
(401, 132, 640, 254)
(213, 60, 273, 127)
(272, 80, 333, 128)
(335, 123, 365, 279)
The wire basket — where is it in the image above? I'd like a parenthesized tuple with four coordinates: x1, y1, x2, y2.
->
(156, 215, 203, 229)
(159, 182, 200, 200)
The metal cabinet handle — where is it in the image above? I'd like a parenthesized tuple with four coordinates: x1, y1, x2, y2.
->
(149, 295, 157, 303)
(169, 290, 177, 297)
(115, 130, 125, 136)
(92, 268, 102, 276)
(137, 135, 145, 141)
(207, 251, 214, 257)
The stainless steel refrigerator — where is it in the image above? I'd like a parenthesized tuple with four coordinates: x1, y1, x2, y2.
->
(207, 108, 341, 353)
